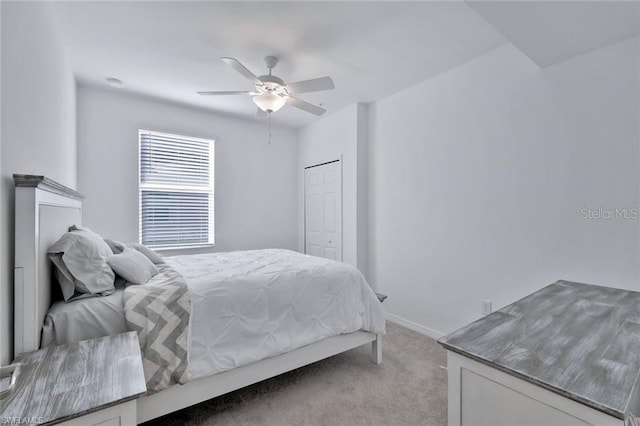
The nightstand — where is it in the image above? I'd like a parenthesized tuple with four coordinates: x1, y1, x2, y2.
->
(0, 332, 146, 425)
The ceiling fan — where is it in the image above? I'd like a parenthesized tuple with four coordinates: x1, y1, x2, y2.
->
(198, 56, 334, 117)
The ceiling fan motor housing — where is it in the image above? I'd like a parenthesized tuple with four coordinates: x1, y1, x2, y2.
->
(258, 74, 286, 94)
(264, 55, 279, 69)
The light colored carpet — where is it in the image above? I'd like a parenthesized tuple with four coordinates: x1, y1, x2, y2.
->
(144, 322, 448, 425)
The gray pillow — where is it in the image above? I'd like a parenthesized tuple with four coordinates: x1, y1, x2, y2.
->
(104, 238, 125, 254)
(48, 228, 115, 301)
(107, 247, 159, 285)
(49, 253, 76, 301)
(104, 239, 164, 264)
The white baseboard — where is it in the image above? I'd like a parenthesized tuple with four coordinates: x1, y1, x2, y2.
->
(385, 312, 445, 340)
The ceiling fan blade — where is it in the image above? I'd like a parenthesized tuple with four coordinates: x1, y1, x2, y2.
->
(287, 96, 327, 116)
(197, 90, 259, 96)
(256, 108, 268, 118)
(221, 57, 263, 86)
(286, 77, 334, 94)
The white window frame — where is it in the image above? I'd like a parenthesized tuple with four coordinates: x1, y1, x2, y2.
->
(138, 129, 215, 250)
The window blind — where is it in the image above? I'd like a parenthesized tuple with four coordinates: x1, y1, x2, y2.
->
(139, 130, 215, 248)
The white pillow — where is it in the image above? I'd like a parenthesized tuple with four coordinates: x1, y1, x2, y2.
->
(48, 228, 115, 301)
(128, 243, 164, 264)
(107, 247, 159, 285)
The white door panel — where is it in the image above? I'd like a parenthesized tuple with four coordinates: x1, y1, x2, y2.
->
(324, 171, 335, 184)
(324, 247, 337, 260)
(323, 193, 336, 232)
(307, 194, 321, 232)
(305, 161, 342, 261)
(308, 245, 323, 257)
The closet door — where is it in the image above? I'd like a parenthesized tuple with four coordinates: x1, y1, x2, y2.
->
(304, 160, 342, 261)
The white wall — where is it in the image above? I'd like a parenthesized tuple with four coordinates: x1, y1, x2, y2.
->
(368, 37, 640, 338)
(298, 103, 369, 273)
(356, 104, 369, 276)
(77, 86, 298, 254)
(0, 2, 77, 364)
(0, 0, 3, 368)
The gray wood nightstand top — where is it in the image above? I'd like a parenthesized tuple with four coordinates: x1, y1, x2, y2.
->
(0, 332, 146, 425)
(439, 280, 640, 420)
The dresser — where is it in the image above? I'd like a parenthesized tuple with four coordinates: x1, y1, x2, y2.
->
(439, 281, 640, 426)
(0, 332, 146, 425)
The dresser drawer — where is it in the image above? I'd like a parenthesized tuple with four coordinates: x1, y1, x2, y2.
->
(58, 400, 136, 426)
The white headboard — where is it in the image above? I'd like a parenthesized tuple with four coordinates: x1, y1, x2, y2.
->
(13, 174, 83, 358)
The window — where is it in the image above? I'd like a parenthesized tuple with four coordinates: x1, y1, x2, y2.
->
(139, 129, 215, 249)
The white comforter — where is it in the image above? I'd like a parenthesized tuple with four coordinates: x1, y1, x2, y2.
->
(165, 249, 385, 381)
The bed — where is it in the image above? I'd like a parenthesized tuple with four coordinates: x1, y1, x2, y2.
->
(12, 174, 385, 423)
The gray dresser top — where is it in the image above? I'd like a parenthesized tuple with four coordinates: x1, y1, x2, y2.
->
(439, 280, 640, 420)
(0, 332, 146, 425)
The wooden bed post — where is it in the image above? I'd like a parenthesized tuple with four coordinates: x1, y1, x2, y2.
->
(371, 292, 386, 365)
(371, 334, 382, 365)
(13, 174, 84, 357)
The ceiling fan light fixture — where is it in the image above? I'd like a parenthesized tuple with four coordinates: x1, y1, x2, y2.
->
(253, 92, 286, 113)
(198, 56, 333, 117)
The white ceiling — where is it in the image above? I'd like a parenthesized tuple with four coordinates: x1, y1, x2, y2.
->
(468, 1, 640, 68)
(53, 1, 639, 129)
(53, 1, 507, 128)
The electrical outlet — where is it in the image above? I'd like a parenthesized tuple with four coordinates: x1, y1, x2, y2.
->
(481, 299, 492, 315)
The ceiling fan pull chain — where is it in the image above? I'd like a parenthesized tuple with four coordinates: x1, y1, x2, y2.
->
(268, 112, 272, 146)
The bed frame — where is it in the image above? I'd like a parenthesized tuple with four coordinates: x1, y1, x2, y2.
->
(13, 174, 382, 424)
